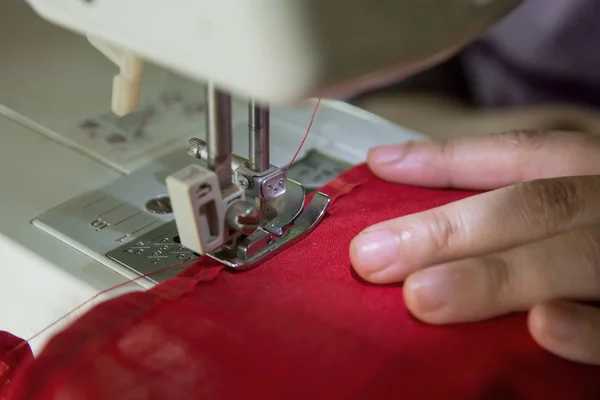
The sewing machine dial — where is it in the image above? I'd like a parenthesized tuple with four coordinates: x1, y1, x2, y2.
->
(286, 149, 352, 192)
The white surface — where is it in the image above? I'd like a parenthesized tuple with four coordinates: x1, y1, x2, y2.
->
(0, 0, 212, 174)
(0, 1, 209, 353)
(0, 116, 139, 355)
(0, 0, 423, 356)
(26, 0, 522, 104)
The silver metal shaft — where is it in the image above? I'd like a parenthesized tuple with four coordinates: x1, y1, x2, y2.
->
(248, 99, 270, 172)
(205, 82, 233, 187)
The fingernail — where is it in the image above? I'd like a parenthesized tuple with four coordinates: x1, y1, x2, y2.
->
(368, 139, 431, 165)
(406, 268, 455, 313)
(352, 229, 401, 274)
(546, 303, 579, 341)
(368, 145, 407, 165)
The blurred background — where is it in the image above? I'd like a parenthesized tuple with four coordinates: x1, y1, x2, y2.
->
(352, 0, 600, 139)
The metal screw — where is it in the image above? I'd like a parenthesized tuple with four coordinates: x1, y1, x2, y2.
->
(237, 176, 250, 189)
(146, 196, 173, 214)
(187, 138, 206, 158)
(279, 179, 284, 187)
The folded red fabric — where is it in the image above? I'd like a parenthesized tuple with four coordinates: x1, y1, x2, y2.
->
(0, 331, 33, 400)
(8, 164, 600, 399)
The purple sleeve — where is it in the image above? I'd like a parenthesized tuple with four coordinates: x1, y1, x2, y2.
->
(462, 0, 600, 109)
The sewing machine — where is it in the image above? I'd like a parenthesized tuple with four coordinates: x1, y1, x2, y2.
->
(0, 0, 521, 353)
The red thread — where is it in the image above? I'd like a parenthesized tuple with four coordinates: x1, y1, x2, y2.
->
(285, 98, 322, 171)
(5, 259, 194, 359)
(8, 99, 323, 358)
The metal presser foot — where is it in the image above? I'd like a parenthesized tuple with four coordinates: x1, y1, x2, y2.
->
(165, 84, 330, 271)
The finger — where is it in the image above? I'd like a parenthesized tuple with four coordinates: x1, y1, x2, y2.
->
(351, 176, 600, 283)
(367, 130, 600, 190)
(529, 301, 600, 365)
(402, 227, 600, 324)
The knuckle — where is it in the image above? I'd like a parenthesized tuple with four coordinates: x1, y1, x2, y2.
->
(576, 229, 600, 286)
(511, 178, 583, 234)
(425, 210, 462, 253)
(493, 129, 549, 152)
(436, 138, 453, 158)
(481, 256, 514, 305)
(435, 139, 459, 186)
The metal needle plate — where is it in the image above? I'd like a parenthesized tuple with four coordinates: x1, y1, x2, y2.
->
(106, 179, 329, 277)
(105, 221, 198, 283)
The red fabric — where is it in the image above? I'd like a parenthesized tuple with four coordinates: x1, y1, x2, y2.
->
(0, 332, 33, 399)
(8, 164, 600, 399)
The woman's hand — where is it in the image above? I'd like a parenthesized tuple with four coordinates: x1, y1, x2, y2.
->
(351, 130, 600, 365)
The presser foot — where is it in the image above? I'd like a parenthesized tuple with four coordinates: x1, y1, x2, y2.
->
(166, 155, 332, 271)
(209, 189, 330, 271)
(104, 179, 330, 279)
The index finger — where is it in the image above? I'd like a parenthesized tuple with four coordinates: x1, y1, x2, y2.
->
(367, 130, 600, 190)
(350, 175, 600, 284)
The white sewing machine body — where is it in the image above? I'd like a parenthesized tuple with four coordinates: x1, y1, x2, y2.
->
(27, 0, 522, 105)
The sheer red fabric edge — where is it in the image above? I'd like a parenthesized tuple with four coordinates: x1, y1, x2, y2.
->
(0, 331, 33, 399)
(1, 164, 371, 398)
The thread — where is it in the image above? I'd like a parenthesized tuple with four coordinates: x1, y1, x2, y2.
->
(285, 98, 322, 171)
(6, 259, 195, 359)
(5, 98, 323, 359)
